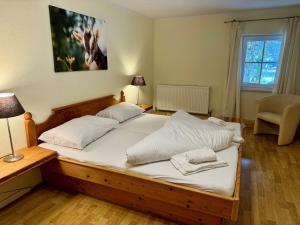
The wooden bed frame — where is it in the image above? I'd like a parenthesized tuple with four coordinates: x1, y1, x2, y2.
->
(24, 91, 241, 225)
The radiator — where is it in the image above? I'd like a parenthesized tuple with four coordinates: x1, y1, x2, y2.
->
(156, 85, 209, 114)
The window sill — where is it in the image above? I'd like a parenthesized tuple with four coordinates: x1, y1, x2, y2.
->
(241, 85, 273, 93)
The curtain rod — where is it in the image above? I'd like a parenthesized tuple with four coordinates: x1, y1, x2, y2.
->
(224, 15, 300, 24)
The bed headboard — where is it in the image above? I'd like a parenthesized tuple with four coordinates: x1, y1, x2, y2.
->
(24, 91, 125, 147)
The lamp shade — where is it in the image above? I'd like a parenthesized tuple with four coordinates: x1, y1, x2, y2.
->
(131, 76, 146, 86)
(0, 93, 25, 119)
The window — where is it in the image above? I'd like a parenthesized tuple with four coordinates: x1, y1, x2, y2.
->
(241, 35, 283, 91)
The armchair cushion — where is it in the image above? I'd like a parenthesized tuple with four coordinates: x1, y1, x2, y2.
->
(257, 112, 281, 125)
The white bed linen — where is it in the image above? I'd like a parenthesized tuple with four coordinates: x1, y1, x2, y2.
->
(39, 113, 241, 196)
(127, 111, 238, 165)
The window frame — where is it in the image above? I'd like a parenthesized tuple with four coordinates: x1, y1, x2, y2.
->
(240, 34, 283, 92)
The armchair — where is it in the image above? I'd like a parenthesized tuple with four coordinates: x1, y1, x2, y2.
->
(254, 94, 300, 145)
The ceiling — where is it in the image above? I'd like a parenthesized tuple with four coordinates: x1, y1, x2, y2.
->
(108, 0, 300, 18)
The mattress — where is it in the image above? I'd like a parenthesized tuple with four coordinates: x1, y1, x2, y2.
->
(39, 113, 241, 196)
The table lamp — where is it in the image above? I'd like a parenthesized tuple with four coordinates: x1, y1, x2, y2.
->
(131, 75, 146, 104)
(0, 93, 25, 162)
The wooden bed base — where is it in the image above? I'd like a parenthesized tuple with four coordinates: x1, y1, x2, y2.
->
(24, 91, 241, 225)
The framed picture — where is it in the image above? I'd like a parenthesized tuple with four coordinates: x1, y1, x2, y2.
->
(48, 5, 108, 72)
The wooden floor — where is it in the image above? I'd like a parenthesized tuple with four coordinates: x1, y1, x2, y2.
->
(0, 128, 299, 225)
(0, 185, 176, 225)
(236, 128, 300, 225)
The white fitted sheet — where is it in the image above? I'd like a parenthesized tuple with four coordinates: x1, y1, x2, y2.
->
(39, 113, 241, 196)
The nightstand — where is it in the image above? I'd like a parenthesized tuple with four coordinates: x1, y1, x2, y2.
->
(0, 147, 57, 185)
(138, 104, 153, 111)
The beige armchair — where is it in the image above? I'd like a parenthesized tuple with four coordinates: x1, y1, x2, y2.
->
(254, 94, 300, 145)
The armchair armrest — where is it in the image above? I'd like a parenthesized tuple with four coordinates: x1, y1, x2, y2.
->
(282, 102, 300, 123)
(278, 102, 300, 145)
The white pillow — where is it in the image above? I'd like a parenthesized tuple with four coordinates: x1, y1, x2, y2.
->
(126, 111, 235, 165)
(96, 102, 145, 122)
(38, 115, 119, 149)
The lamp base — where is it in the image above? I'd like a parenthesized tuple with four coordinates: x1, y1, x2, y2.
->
(3, 153, 24, 163)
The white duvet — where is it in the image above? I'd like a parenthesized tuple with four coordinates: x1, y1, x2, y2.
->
(127, 111, 242, 165)
(39, 113, 241, 196)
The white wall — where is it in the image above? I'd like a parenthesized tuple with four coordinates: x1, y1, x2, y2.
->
(0, 0, 153, 206)
(0, 0, 153, 156)
(154, 6, 300, 120)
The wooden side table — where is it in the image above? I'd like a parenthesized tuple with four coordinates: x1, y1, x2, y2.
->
(0, 147, 57, 185)
(138, 104, 153, 111)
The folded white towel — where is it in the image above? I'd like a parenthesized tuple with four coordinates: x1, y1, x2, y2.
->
(171, 152, 228, 176)
(208, 117, 226, 126)
(185, 147, 217, 164)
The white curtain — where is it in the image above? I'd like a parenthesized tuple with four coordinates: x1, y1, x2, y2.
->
(274, 18, 300, 94)
(223, 22, 242, 118)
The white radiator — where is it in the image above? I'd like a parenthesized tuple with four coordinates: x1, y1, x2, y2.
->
(156, 85, 209, 114)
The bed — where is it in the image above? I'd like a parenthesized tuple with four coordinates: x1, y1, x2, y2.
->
(24, 91, 241, 225)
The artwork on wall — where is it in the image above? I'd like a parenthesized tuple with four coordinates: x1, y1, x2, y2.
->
(48, 5, 108, 72)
